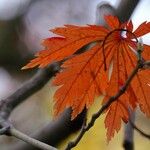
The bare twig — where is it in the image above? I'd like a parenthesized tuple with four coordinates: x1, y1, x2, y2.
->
(130, 120, 150, 140)
(11, 109, 86, 150)
(9, 127, 57, 150)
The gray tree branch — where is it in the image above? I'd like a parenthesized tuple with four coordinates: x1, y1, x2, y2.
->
(11, 108, 86, 150)
(0, 63, 60, 120)
(10, 127, 57, 150)
(130, 119, 150, 140)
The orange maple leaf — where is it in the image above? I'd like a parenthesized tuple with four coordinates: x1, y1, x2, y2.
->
(22, 25, 108, 68)
(23, 15, 150, 141)
(101, 16, 150, 141)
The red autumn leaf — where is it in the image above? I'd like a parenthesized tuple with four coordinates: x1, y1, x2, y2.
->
(123, 44, 150, 116)
(22, 25, 108, 69)
(53, 44, 109, 119)
(102, 43, 137, 141)
(23, 15, 150, 141)
(100, 16, 150, 141)
(143, 44, 150, 60)
(133, 21, 150, 37)
(104, 15, 120, 29)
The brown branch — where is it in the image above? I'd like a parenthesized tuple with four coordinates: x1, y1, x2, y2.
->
(130, 120, 150, 140)
(65, 59, 148, 150)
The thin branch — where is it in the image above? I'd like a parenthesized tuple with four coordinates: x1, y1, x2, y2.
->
(130, 120, 150, 140)
(65, 58, 148, 150)
(9, 127, 57, 150)
(10, 109, 86, 150)
(0, 63, 60, 120)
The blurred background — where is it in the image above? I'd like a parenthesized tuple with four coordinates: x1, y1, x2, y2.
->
(0, 0, 149, 149)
